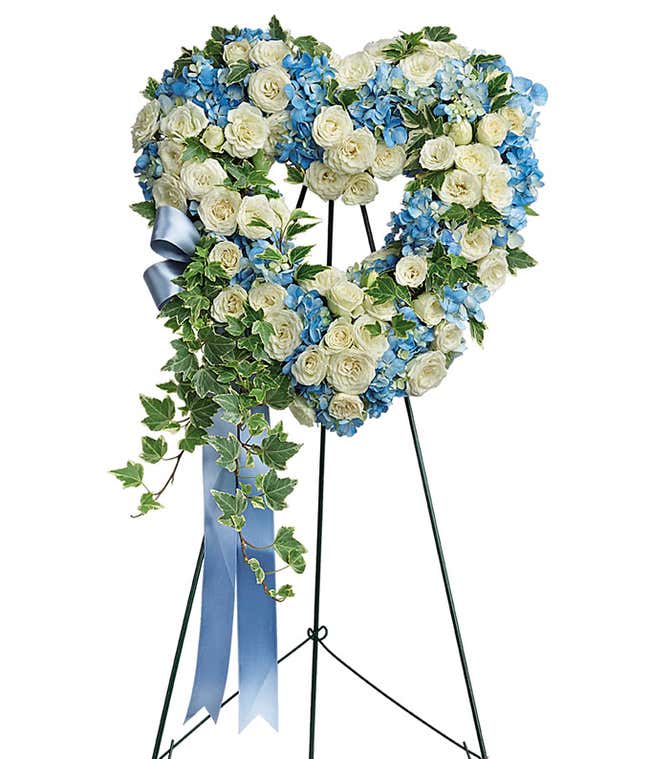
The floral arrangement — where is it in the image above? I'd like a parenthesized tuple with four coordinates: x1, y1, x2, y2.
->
(114, 18, 546, 600)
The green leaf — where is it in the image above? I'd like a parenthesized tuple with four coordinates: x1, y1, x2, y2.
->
(130, 201, 156, 223)
(269, 584, 295, 601)
(524, 206, 539, 217)
(391, 313, 416, 338)
(206, 433, 241, 472)
(247, 413, 270, 437)
(259, 469, 297, 511)
(506, 248, 537, 274)
(273, 526, 307, 574)
(472, 200, 502, 225)
(286, 164, 305, 184)
(212, 488, 247, 530)
(111, 461, 144, 489)
(265, 374, 294, 410)
(192, 367, 222, 398)
(469, 317, 486, 346)
(268, 15, 287, 40)
(292, 35, 331, 57)
(247, 557, 266, 585)
(470, 53, 502, 66)
(363, 321, 383, 337)
(140, 395, 176, 431)
(215, 393, 244, 425)
(140, 436, 168, 464)
(142, 78, 159, 100)
(423, 25, 457, 42)
(295, 263, 328, 282)
(182, 137, 211, 162)
(139, 492, 163, 514)
(226, 60, 252, 84)
(441, 203, 470, 223)
(490, 92, 514, 110)
(487, 72, 509, 99)
(257, 424, 301, 470)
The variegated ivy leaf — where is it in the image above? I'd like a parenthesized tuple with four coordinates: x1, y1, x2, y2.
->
(247, 558, 266, 585)
(206, 433, 241, 472)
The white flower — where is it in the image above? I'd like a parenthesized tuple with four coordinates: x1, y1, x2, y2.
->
(353, 315, 389, 358)
(180, 158, 227, 200)
(248, 281, 287, 313)
(158, 139, 185, 175)
(395, 255, 428, 288)
(211, 285, 248, 322)
(291, 345, 329, 386)
(478, 250, 509, 291)
(436, 321, 463, 353)
(304, 161, 348, 201)
(336, 51, 375, 89)
(401, 51, 442, 87)
(248, 65, 290, 113)
(312, 105, 354, 148)
(264, 112, 290, 155)
(476, 113, 509, 147)
(132, 100, 160, 150)
(224, 102, 270, 159)
(426, 41, 461, 59)
(446, 119, 473, 146)
(250, 39, 291, 66)
(449, 41, 470, 59)
(327, 349, 376, 394)
(328, 280, 365, 318)
(363, 38, 394, 62)
(324, 128, 377, 174)
(198, 186, 241, 234)
(237, 194, 288, 239)
(342, 173, 378, 205)
(323, 317, 355, 352)
(264, 309, 303, 360)
(500, 105, 525, 135)
(454, 144, 501, 176)
(420, 136, 456, 171)
(152, 174, 186, 211)
(329, 393, 365, 420)
(363, 293, 396, 321)
(305, 267, 347, 297)
(458, 224, 494, 262)
(413, 293, 444, 326)
(406, 351, 447, 396)
(160, 102, 208, 140)
(439, 169, 482, 208)
(372, 142, 407, 180)
(482, 166, 514, 210)
(223, 39, 250, 64)
(208, 241, 241, 277)
(290, 397, 316, 427)
(201, 125, 225, 152)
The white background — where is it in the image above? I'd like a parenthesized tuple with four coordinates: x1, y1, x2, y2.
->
(1, 2, 648, 758)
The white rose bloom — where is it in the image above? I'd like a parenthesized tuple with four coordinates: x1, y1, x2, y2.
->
(336, 51, 375, 89)
(224, 102, 270, 159)
(250, 39, 291, 66)
(476, 113, 509, 147)
(449, 41, 470, 59)
(248, 281, 287, 313)
(264, 111, 290, 155)
(223, 39, 250, 64)
(436, 321, 463, 353)
(342, 173, 379, 205)
(201, 125, 225, 152)
(210, 285, 248, 322)
(406, 351, 447, 396)
(208, 240, 241, 277)
(426, 41, 460, 59)
(395, 255, 428, 288)
(158, 139, 184, 175)
(198, 186, 241, 234)
(482, 166, 514, 210)
(328, 280, 365, 318)
(323, 317, 355, 352)
(500, 105, 526, 135)
(447, 119, 473, 146)
(413, 293, 444, 326)
(353, 315, 389, 358)
(401, 51, 442, 87)
(363, 38, 394, 63)
(237, 194, 287, 239)
(478, 250, 509, 291)
(305, 266, 347, 296)
(290, 397, 316, 427)
(439, 169, 482, 208)
(459, 224, 495, 262)
(160, 102, 208, 140)
(264, 309, 303, 360)
(372, 142, 407, 180)
(312, 105, 354, 148)
(180, 158, 227, 200)
(248, 65, 290, 113)
(324, 128, 377, 174)
(305, 161, 348, 201)
(152, 174, 187, 212)
(329, 393, 365, 420)
(132, 100, 160, 150)
(327, 349, 376, 394)
(291, 345, 329, 386)
(420, 136, 456, 171)
(454, 144, 501, 176)
(363, 293, 396, 321)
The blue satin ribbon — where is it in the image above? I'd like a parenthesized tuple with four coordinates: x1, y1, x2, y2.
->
(144, 206, 279, 730)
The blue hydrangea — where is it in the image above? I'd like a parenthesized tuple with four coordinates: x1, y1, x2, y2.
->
(284, 284, 331, 344)
(348, 63, 408, 147)
(441, 285, 490, 327)
(500, 132, 544, 208)
(434, 59, 489, 121)
(385, 188, 442, 255)
(133, 141, 162, 200)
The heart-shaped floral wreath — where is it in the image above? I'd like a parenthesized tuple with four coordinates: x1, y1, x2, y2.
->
(114, 18, 546, 598)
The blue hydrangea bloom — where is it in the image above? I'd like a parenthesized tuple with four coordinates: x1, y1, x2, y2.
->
(348, 63, 408, 147)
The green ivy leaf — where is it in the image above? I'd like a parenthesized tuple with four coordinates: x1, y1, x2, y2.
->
(139, 492, 163, 514)
(140, 436, 168, 464)
(247, 413, 270, 437)
(110, 461, 144, 488)
(140, 395, 176, 431)
(259, 469, 297, 511)
(226, 60, 252, 84)
(295, 263, 328, 282)
(182, 137, 211, 162)
(130, 201, 156, 224)
(506, 248, 537, 274)
(441, 204, 470, 223)
(423, 25, 457, 42)
(192, 367, 222, 398)
(212, 489, 247, 530)
(269, 584, 295, 601)
(215, 393, 244, 425)
(206, 433, 241, 472)
(472, 200, 502, 225)
(247, 557, 266, 585)
(391, 313, 416, 338)
(286, 164, 305, 184)
(256, 424, 301, 470)
(273, 526, 307, 574)
(363, 321, 383, 337)
(268, 15, 287, 40)
(469, 317, 486, 346)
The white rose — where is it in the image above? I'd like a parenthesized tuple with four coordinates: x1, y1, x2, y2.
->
(304, 161, 348, 201)
(420, 136, 456, 171)
(454, 144, 501, 176)
(353, 315, 389, 358)
(160, 102, 208, 140)
(459, 225, 494, 262)
(449, 41, 470, 59)
(439, 169, 482, 208)
(223, 39, 250, 64)
(363, 293, 396, 321)
(248, 65, 290, 113)
(395, 255, 428, 288)
(363, 38, 394, 63)
(436, 321, 463, 353)
(406, 351, 447, 396)
(500, 106, 525, 135)
(290, 397, 316, 427)
(158, 139, 184, 175)
(291, 345, 329, 386)
(476, 113, 509, 147)
(132, 100, 160, 150)
(264, 309, 303, 360)
(250, 39, 291, 67)
(201, 125, 225, 152)
(329, 393, 365, 420)
(328, 280, 365, 318)
(342, 173, 379, 205)
(237, 195, 290, 239)
(210, 285, 248, 322)
(264, 111, 289, 156)
(327, 349, 376, 394)
(312, 105, 354, 149)
(372, 142, 407, 180)
(323, 317, 355, 352)
(324, 128, 377, 174)
(180, 158, 227, 199)
(224, 102, 270, 159)
(426, 41, 460, 59)
(305, 267, 347, 297)
(198, 186, 241, 234)
(152, 173, 187, 212)
(413, 293, 444, 326)
(336, 51, 375, 89)
(401, 51, 442, 87)
(478, 250, 509, 291)
(208, 240, 241, 277)
(248, 281, 287, 313)
(447, 119, 473, 146)
(482, 165, 514, 210)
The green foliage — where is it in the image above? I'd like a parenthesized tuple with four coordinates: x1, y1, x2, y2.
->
(469, 317, 486, 346)
(182, 138, 211, 163)
(423, 25, 457, 42)
(365, 273, 411, 306)
(391, 313, 416, 338)
(130, 201, 156, 224)
(142, 78, 159, 100)
(212, 488, 248, 530)
(255, 423, 301, 470)
(273, 526, 307, 574)
(257, 469, 297, 511)
(382, 31, 426, 62)
(286, 164, 305, 184)
(207, 433, 241, 472)
(506, 248, 537, 273)
(247, 557, 266, 585)
(141, 436, 168, 464)
(226, 60, 252, 85)
(139, 492, 163, 514)
(111, 461, 144, 488)
(268, 15, 287, 41)
(140, 395, 177, 431)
